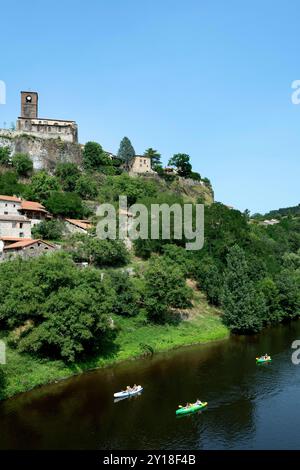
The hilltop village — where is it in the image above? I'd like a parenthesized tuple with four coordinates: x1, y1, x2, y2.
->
(0, 90, 212, 261)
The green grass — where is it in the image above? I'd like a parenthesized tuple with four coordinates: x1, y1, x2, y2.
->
(0, 293, 229, 401)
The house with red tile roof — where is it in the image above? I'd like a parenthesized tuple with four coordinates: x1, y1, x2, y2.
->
(0, 195, 50, 229)
(65, 218, 92, 234)
(2, 239, 57, 260)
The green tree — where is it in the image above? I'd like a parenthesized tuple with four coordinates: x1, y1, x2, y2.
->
(17, 280, 114, 362)
(45, 191, 85, 218)
(63, 234, 129, 267)
(11, 153, 33, 177)
(0, 171, 23, 196)
(144, 257, 192, 323)
(190, 171, 201, 181)
(83, 142, 110, 170)
(276, 269, 300, 320)
(195, 256, 223, 306)
(117, 137, 135, 163)
(32, 219, 65, 241)
(168, 154, 192, 178)
(0, 254, 116, 362)
(222, 245, 266, 333)
(98, 173, 157, 206)
(75, 174, 98, 199)
(109, 271, 140, 316)
(144, 148, 161, 169)
(27, 171, 61, 202)
(55, 162, 80, 192)
(0, 146, 10, 165)
(258, 277, 283, 324)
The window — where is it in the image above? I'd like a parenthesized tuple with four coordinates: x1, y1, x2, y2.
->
(19, 232, 24, 238)
(12, 222, 16, 228)
(19, 223, 23, 229)
(4, 211, 8, 215)
(5, 203, 7, 207)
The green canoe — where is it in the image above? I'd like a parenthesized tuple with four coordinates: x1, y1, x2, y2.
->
(256, 356, 272, 364)
(176, 402, 208, 416)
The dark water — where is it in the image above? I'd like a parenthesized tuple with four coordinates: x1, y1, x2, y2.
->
(1, 321, 300, 450)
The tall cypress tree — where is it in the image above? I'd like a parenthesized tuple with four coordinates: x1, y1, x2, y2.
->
(222, 245, 266, 333)
(117, 137, 135, 163)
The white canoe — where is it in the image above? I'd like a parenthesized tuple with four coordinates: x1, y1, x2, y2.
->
(114, 386, 143, 398)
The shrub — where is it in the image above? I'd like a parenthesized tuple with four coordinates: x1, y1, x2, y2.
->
(32, 219, 64, 241)
(45, 191, 85, 218)
(11, 153, 33, 177)
(0, 253, 115, 362)
(0, 146, 10, 165)
(109, 271, 140, 316)
(83, 142, 111, 170)
(55, 162, 80, 192)
(0, 171, 23, 195)
(26, 171, 61, 202)
(144, 257, 192, 323)
(75, 174, 98, 199)
(63, 234, 129, 267)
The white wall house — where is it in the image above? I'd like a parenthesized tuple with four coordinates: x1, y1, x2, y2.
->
(124, 156, 155, 175)
(0, 215, 32, 238)
(0, 196, 50, 228)
(0, 196, 22, 215)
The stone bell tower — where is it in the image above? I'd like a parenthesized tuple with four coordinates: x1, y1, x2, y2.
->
(20, 91, 38, 118)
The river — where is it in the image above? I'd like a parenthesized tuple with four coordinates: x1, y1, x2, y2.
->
(1, 321, 300, 450)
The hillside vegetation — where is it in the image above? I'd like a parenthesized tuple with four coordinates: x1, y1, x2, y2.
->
(0, 138, 299, 400)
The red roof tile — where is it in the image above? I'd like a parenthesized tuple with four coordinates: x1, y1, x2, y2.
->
(0, 195, 21, 202)
(65, 219, 92, 230)
(4, 239, 55, 250)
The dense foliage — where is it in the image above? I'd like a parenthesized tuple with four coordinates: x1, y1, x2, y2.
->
(0, 142, 298, 363)
(134, 199, 300, 333)
(0, 254, 115, 362)
(83, 141, 111, 170)
(144, 148, 162, 169)
(44, 191, 87, 218)
(32, 219, 65, 241)
(144, 257, 193, 323)
(11, 153, 33, 177)
(62, 234, 129, 267)
(0, 146, 10, 165)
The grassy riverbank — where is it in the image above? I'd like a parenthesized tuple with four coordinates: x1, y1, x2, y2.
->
(0, 292, 228, 401)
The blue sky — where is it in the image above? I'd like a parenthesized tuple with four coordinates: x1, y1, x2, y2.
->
(0, 0, 299, 214)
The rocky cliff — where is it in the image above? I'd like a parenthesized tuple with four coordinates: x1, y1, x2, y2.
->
(0, 130, 82, 171)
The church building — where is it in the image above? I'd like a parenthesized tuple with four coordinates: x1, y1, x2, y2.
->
(16, 91, 78, 143)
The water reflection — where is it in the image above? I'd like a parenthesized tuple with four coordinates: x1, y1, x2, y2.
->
(1, 321, 300, 449)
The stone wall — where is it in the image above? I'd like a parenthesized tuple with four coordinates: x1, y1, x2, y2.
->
(0, 218, 31, 238)
(2, 242, 57, 261)
(0, 130, 82, 171)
